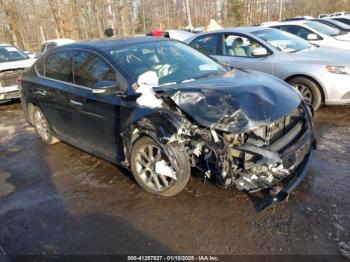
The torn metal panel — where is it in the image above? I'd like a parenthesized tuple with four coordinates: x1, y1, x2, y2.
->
(155, 69, 301, 133)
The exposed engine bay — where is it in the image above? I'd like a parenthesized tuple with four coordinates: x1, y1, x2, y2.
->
(165, 102, 315, 192)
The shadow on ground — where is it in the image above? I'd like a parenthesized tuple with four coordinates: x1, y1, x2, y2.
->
(0, 102, 349, 258)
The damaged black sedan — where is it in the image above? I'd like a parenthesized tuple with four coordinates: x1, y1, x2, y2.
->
(19, 38, 316, 209)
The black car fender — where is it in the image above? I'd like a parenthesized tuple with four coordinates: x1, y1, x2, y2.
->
(121, 109, 186, 164)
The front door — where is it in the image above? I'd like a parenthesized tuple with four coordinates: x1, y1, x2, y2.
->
(213, 33, 274, 75)
(70, 50, 124, 161)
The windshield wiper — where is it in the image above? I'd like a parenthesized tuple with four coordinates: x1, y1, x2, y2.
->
(194, 71, 219, 80)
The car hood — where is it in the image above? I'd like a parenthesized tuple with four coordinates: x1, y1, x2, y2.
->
(0, 58, 36, 71)
(291, 46, 350, 64)
(155, 69, 302, 133)
(334, 32, 350, 41)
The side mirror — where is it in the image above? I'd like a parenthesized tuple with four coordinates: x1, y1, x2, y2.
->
(307, 33, 319, 40)
(251, 47, 269, 57)
(91, 80, 121, 96)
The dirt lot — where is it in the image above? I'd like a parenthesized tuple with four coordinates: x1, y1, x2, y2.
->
(0, 101, 349, 258)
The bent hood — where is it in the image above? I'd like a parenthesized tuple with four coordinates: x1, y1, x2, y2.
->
(155, 69, 302, 133)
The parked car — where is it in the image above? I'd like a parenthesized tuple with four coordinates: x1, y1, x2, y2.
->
(318, 14, 329, 19)
(19, 38, 315, 210)
(23, 50, 36, 58)
(185, 27, 350, 110)
(330, 12, 349, 17)
(311, 18, 350, 32)
(283, 16, 313, 21)
(37, 38, 75, 57)
(331, 16, 350, 26)
(147, 29, 194, 42)
(265, 20, 350, 50)
(0, 44, 36, 103)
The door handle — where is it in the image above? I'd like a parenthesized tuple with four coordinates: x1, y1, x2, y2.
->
(35, 90, 47, 96)
(70, 100, 83, 107)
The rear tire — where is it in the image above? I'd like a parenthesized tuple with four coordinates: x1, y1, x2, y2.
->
(288, 77, 322, 110)
(130, 136, 191, 196)
(32, 106, 60, 145)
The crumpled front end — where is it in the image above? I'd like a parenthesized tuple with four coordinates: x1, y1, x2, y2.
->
(129, 69, 316, 210)
(164, 100, 315, 200)
(228, 104, 315, 192)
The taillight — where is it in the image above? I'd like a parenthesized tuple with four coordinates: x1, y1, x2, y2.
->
(16, 75, 22, 86)
(16, 75, 22, 90)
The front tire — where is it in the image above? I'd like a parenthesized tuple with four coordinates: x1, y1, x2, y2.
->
(130, 136, 191, 196)
(288, 77, 322, 110)
(32, 106, 60, 144)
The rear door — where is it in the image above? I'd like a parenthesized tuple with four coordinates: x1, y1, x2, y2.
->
(70, 50, 124, 161)
(32, 50, 79, 140)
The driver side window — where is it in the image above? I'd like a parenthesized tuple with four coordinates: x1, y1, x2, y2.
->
(224, 34, 263, 57)
(73, 51, 117, 88)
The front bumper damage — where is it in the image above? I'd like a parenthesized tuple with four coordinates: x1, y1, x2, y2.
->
(163, 101, 316, 212)
(256, 150, 313, 212)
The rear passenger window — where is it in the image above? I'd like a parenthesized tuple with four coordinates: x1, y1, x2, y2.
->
(46, 51, 72, 82)
(190, 34, 221, 55)
(73, 51, 116, 88)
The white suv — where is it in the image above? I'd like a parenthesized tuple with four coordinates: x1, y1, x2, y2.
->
(0, 44, 36, 103)
(266, 20, 350, 50)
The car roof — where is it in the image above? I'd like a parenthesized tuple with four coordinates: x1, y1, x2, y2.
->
(55, 36, 172, 51)
(266, 20, 309, 26)
(190, 26, 275, 37)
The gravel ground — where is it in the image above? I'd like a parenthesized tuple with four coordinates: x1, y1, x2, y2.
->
(0, 101, 349, 259)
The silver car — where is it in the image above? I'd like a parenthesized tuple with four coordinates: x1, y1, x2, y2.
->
(185, 27, 350, 110)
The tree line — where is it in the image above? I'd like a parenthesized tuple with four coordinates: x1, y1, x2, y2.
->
(0, 0, 349, 51)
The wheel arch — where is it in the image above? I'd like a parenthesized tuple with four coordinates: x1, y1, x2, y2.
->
(24, 100, 38, 125)
(122, 111, 186, 165)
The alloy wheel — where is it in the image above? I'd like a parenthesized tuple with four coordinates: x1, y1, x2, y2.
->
(294, 84, 313, 106)
(134, 144, 174, 191)
(33, 109, 50, 141)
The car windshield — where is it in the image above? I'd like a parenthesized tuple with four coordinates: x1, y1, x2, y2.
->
(305, 21, 342, 36)
(0, 46, 28, 63)
(108, 40, 226, 85)
(324, 19, 350, 30)
(252, 28, 311, 53)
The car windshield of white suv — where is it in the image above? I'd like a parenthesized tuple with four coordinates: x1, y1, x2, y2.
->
(0, 46, 28, 63)
(252, 28, 312, 53)
(109, 40, 227, 85)
(305, 21, 342, 36)
(325, 19, 350, 30)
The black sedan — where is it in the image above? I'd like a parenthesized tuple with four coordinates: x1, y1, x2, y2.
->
(19, 37, 316, 210)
